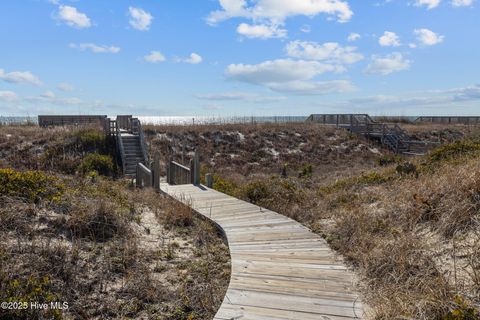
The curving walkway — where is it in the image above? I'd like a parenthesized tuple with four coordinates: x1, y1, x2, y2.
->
(161, 183, 363, 320)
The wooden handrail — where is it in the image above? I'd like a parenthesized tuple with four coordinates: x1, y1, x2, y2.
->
(166, 151, 200, 186)
(116, 124, 126, 174)
(131, 118, 149, 165)
(136, 163, 152, 188)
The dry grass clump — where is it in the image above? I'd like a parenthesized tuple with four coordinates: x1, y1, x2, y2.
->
(207, 135, 480, 319)
(169, 216, 230, 320)
(0, 173, 230, 319)
(146, 122, 389, 184)
(319, 152, 480, 318)
(0, 197, 36, 234)
(158, 196, 194, 228)
(0, 123, 231, 319)
(0, 125, 116, 175)
(67, 200, 130, 242)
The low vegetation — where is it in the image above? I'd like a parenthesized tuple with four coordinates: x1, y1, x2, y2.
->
(77, 153, 115, 176)
(0, 125, 230, 320)
(147, 122, 480, 319)
(0, 168, 64, 203)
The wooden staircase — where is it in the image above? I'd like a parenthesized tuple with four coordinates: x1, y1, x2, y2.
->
(307, 114, 437, 155)
(120, 133, 146, 176)
(106, 116, 149, 177)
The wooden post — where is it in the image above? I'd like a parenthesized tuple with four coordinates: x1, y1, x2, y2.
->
(145, 168, 152, 187)
(153, 151, 160, 192)
(181, 143, 185, 165)
(136, 164, 142, 188)
(189, 159, 194, 184)
(193, 151, 200, 186)
(168, 156, 174, 185)
(206, 173, 213, 188)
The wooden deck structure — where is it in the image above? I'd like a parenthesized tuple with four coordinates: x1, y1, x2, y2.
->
(161, 183, 363, 320)
(38, 115, 107, 127)
(306, 113, 437, 155)
(415, 116, 480, 125)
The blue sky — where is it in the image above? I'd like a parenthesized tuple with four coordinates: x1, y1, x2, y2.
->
(0, 0, 479, 116)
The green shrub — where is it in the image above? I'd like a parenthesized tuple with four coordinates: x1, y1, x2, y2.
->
(0, 168, 63, 203)
(376, 155, 401, 166)
(77, 153, 114, 176)
(427, 141, 480, 164)
(442, 296, 479, 320)
(395, 162, 418, 176)
(241, 180, 271, 204)
(0, 275, 62, 320)
(356, 171, 389, 185)
(320, 171, 391, 194)
(298, 164, 313, 178)
(212, 175, 238, 196)
(73, 129, 106, 152)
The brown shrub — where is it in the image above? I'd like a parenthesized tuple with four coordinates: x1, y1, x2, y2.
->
(67, 200, 129, 242)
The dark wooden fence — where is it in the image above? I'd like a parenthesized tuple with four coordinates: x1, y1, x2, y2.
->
(415, 116, 480, 125)
(166, 152, 200, 185)
(38, 115, 107, 127)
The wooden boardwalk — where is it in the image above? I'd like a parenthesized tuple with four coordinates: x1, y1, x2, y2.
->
(161, 183, 363, 320)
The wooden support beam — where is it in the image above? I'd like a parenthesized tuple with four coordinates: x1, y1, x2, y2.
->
(205, 173, 213, 188)
(153, 152, 160, 192)
(193, 151, 200, 186)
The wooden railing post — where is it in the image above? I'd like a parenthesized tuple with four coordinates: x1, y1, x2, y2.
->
(135, 163, 152, 188)
(153, 152, 160, 191)
(136, 164, 142, 188)
(193, 151, 200, 186)
(190, 159, 194, 185)
(206, 173, 213, 188)
(145, 167, 152, 187)
(167, 156, 173, 185)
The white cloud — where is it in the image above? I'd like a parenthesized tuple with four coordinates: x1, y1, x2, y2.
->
(183, 53, 203, 64)
(57, 82, 74, 92)
(285, 41, 363, 65)
(364, 53, 411, 75)
(267, 80, 355, 95)
(195, 92, 287, 103)
(347, 32, 361, 42)
(57, 5, 92, 29)
(300, 25, 312, 33)
(379, 31, 401, 47)
(69, 43, 121, 54)
(414, 0, 441, 9)
(414, 28, 444, 46)
(226, 59, 340, 83)
(448, 84, 480, 100)
(347, 85, 480, 109)
(26, 93, 83, 106)
(0, 69, 43, 86)
(451, 0, 473, 7)
(144, 51, 166, 63)
(129, 7, 153, 31)
(0, 91, 18, 102)
(237, 23, 287, 39)
(225, 59, 353, 95)
(207, 0, 353, 25)
(41, 91, 56, 99)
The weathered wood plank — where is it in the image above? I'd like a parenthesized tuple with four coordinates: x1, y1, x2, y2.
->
(160, 183, 364, 319)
